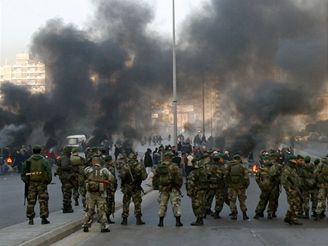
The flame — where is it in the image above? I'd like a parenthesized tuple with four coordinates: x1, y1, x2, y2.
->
(6, 156, 13, 165)
(252, 164, 258, 173)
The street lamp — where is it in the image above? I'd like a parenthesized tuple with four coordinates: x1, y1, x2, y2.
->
(172, 0, 178, 147)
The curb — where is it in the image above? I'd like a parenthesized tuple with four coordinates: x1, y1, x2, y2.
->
(18, 187, 154, 246)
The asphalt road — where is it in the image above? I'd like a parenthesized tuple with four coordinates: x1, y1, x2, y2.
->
(0, 171, 64, 229)
(52, 177, 328, 246)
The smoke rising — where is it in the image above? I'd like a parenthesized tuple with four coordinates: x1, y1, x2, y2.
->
(0, 0, 327, 155)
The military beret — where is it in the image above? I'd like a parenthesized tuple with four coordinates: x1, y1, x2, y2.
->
(105, 155, 113, 161)
(32, 145, 42, 151)
(213, 153, 225, 160)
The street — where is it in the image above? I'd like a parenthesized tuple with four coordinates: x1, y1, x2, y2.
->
(52, 178, 328, 246)
(0, 172, 63, 229)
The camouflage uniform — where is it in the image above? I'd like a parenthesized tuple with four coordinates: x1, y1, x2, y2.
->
(205, 154, 226, 218)
(187, 159, 208, 226)
(103, 156, 117, 223)
(302, 157, 317, 218)
(70, 150, 86, 207)
(254, 158, 275, 219)
(120, 153, 147, 225)
(82, 160, 114, 232)
(314, 158, 328, 220)
(225, 156, 249, 220)
(269, 160, 283, 218)
(56, 147, 77, 213)
(21, 149, 52, 224)
(153, 152, 183, 227)
(281, 157, 302, 225)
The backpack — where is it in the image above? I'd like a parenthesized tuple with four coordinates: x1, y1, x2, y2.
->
(70, 155, 83, 166)
(87, 166, 104, 192)
(259, 167, 271, 190)
(29, 157, 45, 182)
(230, 162, 244, 184)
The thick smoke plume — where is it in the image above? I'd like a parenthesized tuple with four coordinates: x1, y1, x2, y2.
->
(0, 0, 327, 155)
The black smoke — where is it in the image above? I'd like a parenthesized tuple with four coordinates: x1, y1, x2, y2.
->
(0, 0, 327, 154)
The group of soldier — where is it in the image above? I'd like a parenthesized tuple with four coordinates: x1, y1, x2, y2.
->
(20, 144, 328, 234)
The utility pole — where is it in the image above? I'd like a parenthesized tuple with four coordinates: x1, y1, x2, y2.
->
(202, 80, 205, 138)
(172, 0, 178, 147)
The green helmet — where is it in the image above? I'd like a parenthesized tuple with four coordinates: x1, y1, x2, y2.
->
(233, 154, 241, 160)
(314, 159, 320, 165)
(304, 156, 311, 163)
(72, 147, 79, 153)
(105, 155, 113, 162)
(63, 146, 71, 154)
(213, 153, 225, 161)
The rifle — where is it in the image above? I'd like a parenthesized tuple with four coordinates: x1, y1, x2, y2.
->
(24, 161, 31, 205)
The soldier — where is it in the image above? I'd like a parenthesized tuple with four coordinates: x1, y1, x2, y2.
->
(82, 157, 114, 232)
(200, 151, 214, 216)
(21, 145, 52, 225)
(205, 153, 227, 219)
(312, 158, 321, 217)
(254, 156, 274, 219)
(103, 155, 117, 224)
(296, 155, 306, 218)
(281, 156, 302, 225)
(302, 156, 317, 219)
(186, 158, 208, 226)
(225, 154, 249, 220)
(120, 152, 147, 225)
(268, 153, 283, 218)
(152, 151, 183, 227)
(314, 157, 328, 221)
(56, 146, 76, 213)
(70, 148, 86, 207)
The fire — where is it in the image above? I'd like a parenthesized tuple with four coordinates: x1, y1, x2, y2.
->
(252, 164, 259, 173)
(6, 156, 13, 165)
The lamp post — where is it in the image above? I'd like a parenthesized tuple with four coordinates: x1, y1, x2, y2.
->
(172, 0, 178, 147)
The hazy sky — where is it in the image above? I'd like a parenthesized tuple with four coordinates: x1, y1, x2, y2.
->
(0, 0, 207, 65)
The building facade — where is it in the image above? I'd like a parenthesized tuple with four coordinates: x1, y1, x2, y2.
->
(0, 53, 46, 93)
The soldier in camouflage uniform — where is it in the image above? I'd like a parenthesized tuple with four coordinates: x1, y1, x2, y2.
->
(226, 154, 249, 220)
(120, 152, 147, 225)
(281, 156, 302, 225)
(205, 153, 227, 219)
(200, 151, 214, 216)
(82, 157, 114, 232)
(103, 155, 117, 224)
(187, 158, 208, 226)
(268, 153, 283, 218)
(296, 155, 306, 218)
(21, 145, 52, 225)
(312, 158, 321, 217)
(153, 151, 183, 227)
(56, 146, 76, 213)
(314, 157, 328, 221)
(70, 148, 86, 207)
(301, 156, 317, 219)
(254, 156, 275, 219)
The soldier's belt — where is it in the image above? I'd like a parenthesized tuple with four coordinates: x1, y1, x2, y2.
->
(26, 172, 43, 176)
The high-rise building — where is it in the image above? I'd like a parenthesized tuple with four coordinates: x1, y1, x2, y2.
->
(0, 53, 46, 93)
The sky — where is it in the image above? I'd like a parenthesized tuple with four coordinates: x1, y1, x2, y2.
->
(0, 0, 207, 65)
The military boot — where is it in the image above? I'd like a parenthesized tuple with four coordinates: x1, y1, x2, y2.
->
(82, 224, 89, 232)
(291, 220, 303, 225)
(191, 217, 204, 226)
(231, 212, 237, 220)
(206, 208, 214, 216)
(284, 217, 293, 225)
(311, 211, 317, 218)
(136, 216, 145, 225)
(158, 217, 164, 227)
(100, 224, 110, 232)
(74, 199, 79, 206)
(28, 218, 34, 225)
(243, 211, 249, 220)
(107, 214, 115, 224)
(63, 205, 74, 213)
(121, 217, 128, 225)
(213, 211, 221, 219)
(304, 210, 309, 219)
(272, 212, 277, 218)
(41, 217, 50, 224)
(253, 213, 261, 220)
(175, 216, 183, 227)
(267, 213, 273, 220)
